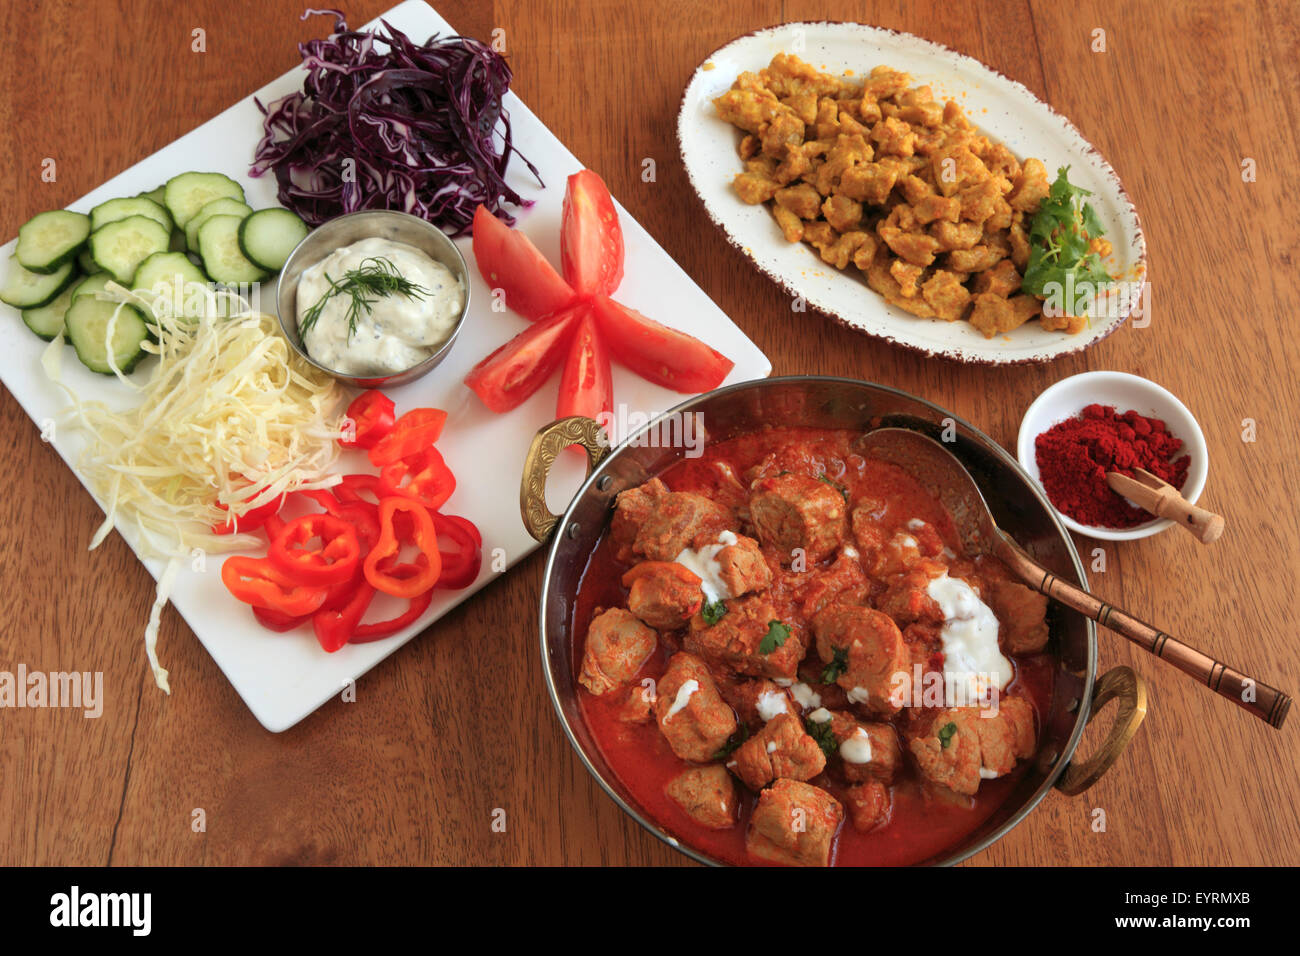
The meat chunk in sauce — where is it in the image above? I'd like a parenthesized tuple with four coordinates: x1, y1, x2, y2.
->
(812, 602, 909, 716)
(844, 780, 892, 832)
(685, 594, 806, 680)
(610, 478, 668, 562)
(715, 533, 773, 597)
(633, 492, 732, 562)
(665, 764, 738, 829)
(750, 473, 847, 564)
(828, 711, 903, 784)
(579, 608, 657, 697)
(987, 579, 1049, 654)
(905, 697, 1036, 797)
(714, 675, 797, 727)
(653, 652, 739, 762)
(622, 562, 704, 631)
(746, 778, 844, 867)
(729, 713, 827, 790)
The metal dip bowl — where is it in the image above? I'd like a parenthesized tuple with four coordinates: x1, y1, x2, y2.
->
(274, 210, 470, 389)
(519, 376, 1147, 867)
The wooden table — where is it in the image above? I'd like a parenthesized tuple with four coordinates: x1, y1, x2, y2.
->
(2, 0, 1296, 867)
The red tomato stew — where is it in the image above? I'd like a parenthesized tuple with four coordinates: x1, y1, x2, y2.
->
(571, 427, 1055, 866)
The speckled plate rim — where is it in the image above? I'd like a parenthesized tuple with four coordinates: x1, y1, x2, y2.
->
(676, 21, 1148, 365)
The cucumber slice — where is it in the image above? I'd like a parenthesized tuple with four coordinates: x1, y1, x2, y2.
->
(185, 198, 252, 252)
(16, 210, 91, 274)
(77, 248, 98, 273)
(21, 283, 77, 341)
(90, 196, 173, 233)
(132, 251, 208, 293)
(198, 215, 269, 284)
(64, 297, 151, 375)
(238, 208, 309, 272)
(163, 172, 245, 228)
(137, 186, 167, 205)
(0, 256, 77, 308)
(71, 272, 113, 300)
(89, 215, 171, 283)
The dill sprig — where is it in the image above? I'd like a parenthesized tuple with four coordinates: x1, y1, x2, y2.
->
(298, 256, 429, 340)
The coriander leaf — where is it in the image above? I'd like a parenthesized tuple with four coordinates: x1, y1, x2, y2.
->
(938, 721, 958, 749)
(817, 473, 849, 503)
(701, 599, 728, 625)
(1022, 166, 1114, 316)
(820, 645, 849, 684)
(710, 723, 750, 761)
(806, 717, 838, 761)
(758, 619, 791, 655)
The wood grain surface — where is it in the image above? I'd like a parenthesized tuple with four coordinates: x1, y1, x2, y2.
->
(1, 0, 1296, 866)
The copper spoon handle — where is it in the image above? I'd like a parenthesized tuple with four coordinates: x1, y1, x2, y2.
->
(999, 543, 1291, 729)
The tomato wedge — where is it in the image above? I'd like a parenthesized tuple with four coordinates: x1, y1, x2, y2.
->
(561, 170, 624, 297)
(464, 304, 582, 413)
(556, 310, 613, 422)
(590, 296, 734, 393)
(472, 204, 577, 320)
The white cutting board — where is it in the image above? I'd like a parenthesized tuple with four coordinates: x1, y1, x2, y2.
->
(0, 0, 770, 731)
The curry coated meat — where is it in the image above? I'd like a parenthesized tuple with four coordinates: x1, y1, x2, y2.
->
(714, 53, 1093, 337)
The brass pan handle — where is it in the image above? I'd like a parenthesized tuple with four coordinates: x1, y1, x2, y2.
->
(1055, 665, 1149, 796)
(520, 416, 611, 542)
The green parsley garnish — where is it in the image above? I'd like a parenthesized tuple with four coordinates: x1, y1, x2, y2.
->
(820, 645, 849, 684)
(758, 619, 791, 655)
(806, 717, 838, 761)
(937, 721, 958, 749)
(1021, 166, 1113, 317)
(701, 599, 728, 625)
(710, 723, 750, 761)
(817, 473, 849, 503)
(298, 256, 430, 340)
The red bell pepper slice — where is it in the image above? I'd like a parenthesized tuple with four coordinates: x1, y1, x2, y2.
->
(222, 556, 329, 617)
(268, 513, 361, 586)
(333, 474, 385, 507)
(378, 446, 456, 511)
(364, 498, 442, 598)
(350, 561, 436, 642)
(340, 391, 396, 450)
(212, 491, 284, 535)
(368, 408, 448, 467)
(312, 581, 376, 652)
(252, 605, 311, 632)
(434, 513, 482, 590)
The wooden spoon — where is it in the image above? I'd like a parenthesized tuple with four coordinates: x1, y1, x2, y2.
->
(1106, 468, 1225, 543)
(858, 427, 1290, 729)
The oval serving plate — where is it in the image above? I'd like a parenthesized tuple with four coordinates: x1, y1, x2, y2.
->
(677, 21, 1146, 365)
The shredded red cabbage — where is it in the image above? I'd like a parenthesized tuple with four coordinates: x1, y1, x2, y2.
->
(251, 9, 540, 236)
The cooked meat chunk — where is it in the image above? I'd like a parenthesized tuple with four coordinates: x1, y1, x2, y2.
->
(822, 194, 864, 232)
(948, 243, 1007, 274)
(579, 608, 658, 696)
(746, 779, 844, 867)
(610, 478, 667, 562)
(760, 112, 806, 156)
(623, 561, 705, 631)
(733, 171, 780, 204)
(921, 269, 972, 321)
(730, 713, 827, 790)
(665, 765, 738, 829)
(972, 258, 1021, 297)
(618, 683, 654, 723)
(828, 711, 903, 784)
(817, 230, 873, 270)
(906, 699, 1036, 796)
(844, 780, 892, 832)
(633, 491, 731, 562)
(750, 473, 847, 564)
(838, 162, 898, 205)
(685, 594, 806, 680)
(773, 203, 804, 241)
(713, 88, 783, 133)
(715, 533, 773, 598)
(716, 676, 797, 727)
(812, 602, 909, 715)
(968, 291, 1024, 338)
(987, 579, 1049, 654)
(775, 183, 823, 219)
(654, 652, 738, 762)
(798, 551, 869, 619)
(1008, 156, 1050, 212)
(876, 568, 945, 626)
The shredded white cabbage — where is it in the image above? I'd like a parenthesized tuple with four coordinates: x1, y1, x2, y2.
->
(42, 284, 349, 691)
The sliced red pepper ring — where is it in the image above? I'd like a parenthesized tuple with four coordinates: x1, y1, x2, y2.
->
(212, 491, 285, 535)
(368, 407, 448, 467)
(222, 556, 329, 617)
(378, 446, 456, 511)
(350, 561, 436, 642)
(340, 391, 397, 450)
(433, 513, 482, 590)
(333, 473, 386, 507)
(364, 497, 442, 598)
(313, 580, 376, 653)
(252, 605, 312, 632)
(268, 514, 361, 586)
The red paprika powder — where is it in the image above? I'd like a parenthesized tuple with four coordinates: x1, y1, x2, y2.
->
(1035, 403, 1190, 528)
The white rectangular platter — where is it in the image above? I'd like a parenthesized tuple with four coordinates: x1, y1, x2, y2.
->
(0, 0, 770, 731)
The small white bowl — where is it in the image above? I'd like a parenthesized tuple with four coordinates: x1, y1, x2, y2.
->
(1016, 371, 1208, 541)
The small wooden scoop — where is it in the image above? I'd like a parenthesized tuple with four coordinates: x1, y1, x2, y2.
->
(1106, 467, 1224, 543)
